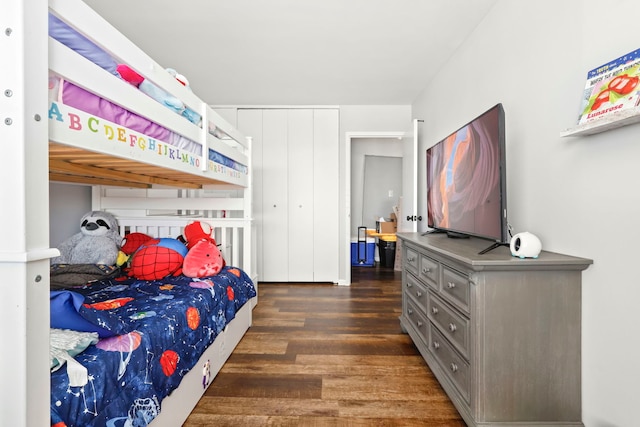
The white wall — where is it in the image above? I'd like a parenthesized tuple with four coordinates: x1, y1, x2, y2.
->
(412, 0, 639, 425)
(340, 105, 412, 132)
(49, 183, 92, 247)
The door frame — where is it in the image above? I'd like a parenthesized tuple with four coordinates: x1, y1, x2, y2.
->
(341, 131, 406, 286)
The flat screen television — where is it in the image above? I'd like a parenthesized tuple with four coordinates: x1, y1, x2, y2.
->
(425, 103, 508, 254)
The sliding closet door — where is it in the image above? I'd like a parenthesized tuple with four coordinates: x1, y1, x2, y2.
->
(313, 109, 339, 282)
(287, 110, 314, 281)
(237, 107, 339, 283)
(261, 110, 289, 282)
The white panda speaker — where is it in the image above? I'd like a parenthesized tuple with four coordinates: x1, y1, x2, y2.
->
(510, 232, 542, 259)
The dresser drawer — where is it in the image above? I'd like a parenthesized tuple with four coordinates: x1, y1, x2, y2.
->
(405, 272, 428, 312)
(405, 298, 428, 344)
(419, 254, 439, 290)
(427, 292, 470, 358)
(429, 324, 470, 403)
(441, 266, 471, 314)
(405, 245, 419, 275)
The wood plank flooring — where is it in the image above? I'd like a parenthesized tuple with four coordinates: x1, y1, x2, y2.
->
(183, 266, 465, 426)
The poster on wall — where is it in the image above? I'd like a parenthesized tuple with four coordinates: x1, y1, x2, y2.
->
(577, 48, 640, 124)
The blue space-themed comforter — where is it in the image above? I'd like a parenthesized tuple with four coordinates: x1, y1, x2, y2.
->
(50, 266, 256, 427)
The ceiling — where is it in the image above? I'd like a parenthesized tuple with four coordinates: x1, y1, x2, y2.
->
(83, 0, 498, 106)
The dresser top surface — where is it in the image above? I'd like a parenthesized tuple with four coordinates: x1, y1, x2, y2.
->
(397, 232, 593, 271)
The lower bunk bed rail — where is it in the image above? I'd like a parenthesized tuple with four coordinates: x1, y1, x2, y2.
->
(116, 215, 253, 280)
(94, 184, 256, 286)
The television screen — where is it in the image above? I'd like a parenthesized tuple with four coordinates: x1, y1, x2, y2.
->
(426, 103, 507, 246)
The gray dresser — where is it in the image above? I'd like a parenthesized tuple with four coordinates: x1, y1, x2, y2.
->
(397, 232, 592, 427)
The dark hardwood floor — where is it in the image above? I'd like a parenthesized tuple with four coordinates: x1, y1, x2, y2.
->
(183, 265, 465, 426)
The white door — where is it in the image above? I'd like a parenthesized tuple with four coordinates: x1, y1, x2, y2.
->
(288, 109, 314, 281)
(262, 110, 289, 282)
(239, 108, 340, 283)
(313, 109, 339, 282)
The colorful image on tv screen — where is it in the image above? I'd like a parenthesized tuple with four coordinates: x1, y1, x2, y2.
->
(426, 106, 502, 240)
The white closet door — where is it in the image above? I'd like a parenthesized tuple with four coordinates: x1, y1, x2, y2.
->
(261, 110, 289, 282)
(238, 107, 339, 283)
(312, 109, 339, 282)
(287, 109, 314, 281)
(236, 109, 264, 279)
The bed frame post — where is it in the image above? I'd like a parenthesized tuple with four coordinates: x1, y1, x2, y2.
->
(0, 0, 58, 425)
(243, 136, 257, 284)
(200, 102, 208, 172)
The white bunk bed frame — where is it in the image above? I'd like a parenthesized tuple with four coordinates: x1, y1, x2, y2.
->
(1, 0, 255, 426)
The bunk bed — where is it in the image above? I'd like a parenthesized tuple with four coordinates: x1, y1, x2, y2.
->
(9, 0, 256, 426)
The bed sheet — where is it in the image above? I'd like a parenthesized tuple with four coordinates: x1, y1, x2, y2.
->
(50, 266, 256, 427)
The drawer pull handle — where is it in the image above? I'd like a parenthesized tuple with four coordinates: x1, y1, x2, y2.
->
(407, 282, 413, 288)
(417, 321, 423, 327)
(448, 323, 457, 332)
(422, 267, 431, 273)
(447, 281, 456, 289)
(408, 256, 416, 262)
(450, 363, 458, 373)
(431, 307, 439, 315)
(408, 308, 413, 315)
(416, 291, 422, 297)
(433, 341, 440, 350)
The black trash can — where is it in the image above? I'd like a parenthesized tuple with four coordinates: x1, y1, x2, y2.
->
(377, 239, 396, 268)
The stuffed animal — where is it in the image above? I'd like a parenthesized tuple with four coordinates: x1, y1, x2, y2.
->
(182, 220, 216, 250)
(52, 211, 122, 266)
(120, 232, 153, 255)
(116, 232, 154, 267)
(116, 64, 201, 125)
(182, 239, 224, 278)
(128, 238, 188, 280)
(181, 220, 226, 271)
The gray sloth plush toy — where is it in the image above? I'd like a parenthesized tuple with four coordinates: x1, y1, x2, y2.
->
(52, 211, 122, 265)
